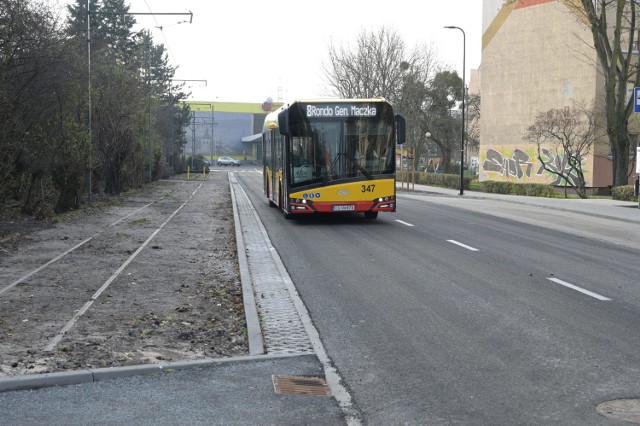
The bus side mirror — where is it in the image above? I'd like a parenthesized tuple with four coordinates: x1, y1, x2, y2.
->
(395, 114, 406, 144)
(278, 110, 290, 136)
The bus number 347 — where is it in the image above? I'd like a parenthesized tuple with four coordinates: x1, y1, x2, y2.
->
(361, 184, 376, 193)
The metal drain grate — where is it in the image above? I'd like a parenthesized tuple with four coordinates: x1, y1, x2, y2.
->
(272, 375, 332, 397)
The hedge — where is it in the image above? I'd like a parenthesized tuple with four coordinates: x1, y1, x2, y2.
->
(481, 180, 556, 197)
(419, 172, 471, 189)
(611, 185, 637, 201)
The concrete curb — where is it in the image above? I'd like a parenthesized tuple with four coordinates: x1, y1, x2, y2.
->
(0, 352, 307, 393)
(229, 174, 265, 356)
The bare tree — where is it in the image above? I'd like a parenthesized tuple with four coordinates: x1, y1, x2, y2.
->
(323, 27, 442, 101)
(574, 1, 639, 186)
(524, 101, 597, 199)
(323, 27, 443, 169)
(324, 27, 415, 102)
(466, 93, 481, 155)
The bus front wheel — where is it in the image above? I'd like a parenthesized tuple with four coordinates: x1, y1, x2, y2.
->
(364, 211, 378, 219)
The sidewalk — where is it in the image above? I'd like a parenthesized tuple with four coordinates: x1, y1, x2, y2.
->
(0, 354, 345, 425)
(397, 182, 640, 223)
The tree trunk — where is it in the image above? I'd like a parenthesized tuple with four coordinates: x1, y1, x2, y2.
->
(442, 147, 452, 174)
(613, 119, 631, 186)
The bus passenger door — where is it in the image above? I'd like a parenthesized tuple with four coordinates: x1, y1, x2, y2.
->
(274, 132, 284, 208)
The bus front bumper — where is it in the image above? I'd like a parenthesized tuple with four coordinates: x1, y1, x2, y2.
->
(287, 196, 396, 215)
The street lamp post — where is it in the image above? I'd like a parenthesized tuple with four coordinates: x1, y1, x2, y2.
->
(444, 25, 466, 196)
(425, 132, 431, 170)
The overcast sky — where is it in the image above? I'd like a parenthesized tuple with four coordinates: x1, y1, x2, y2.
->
(52, 0, 483, 104)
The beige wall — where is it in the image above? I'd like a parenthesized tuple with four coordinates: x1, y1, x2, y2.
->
(480, 0, 602, 186)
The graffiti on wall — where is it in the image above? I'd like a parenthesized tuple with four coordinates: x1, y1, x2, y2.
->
(481, 146, 588, 186)
(483, 148, 534, 180)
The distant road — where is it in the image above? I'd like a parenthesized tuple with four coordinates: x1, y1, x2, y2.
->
(237, 172, 640, 425)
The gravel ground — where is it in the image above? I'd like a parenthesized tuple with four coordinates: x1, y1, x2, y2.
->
(0, 172, 248, 376)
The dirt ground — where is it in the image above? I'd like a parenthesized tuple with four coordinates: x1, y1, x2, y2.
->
(0, 172, 248, 377)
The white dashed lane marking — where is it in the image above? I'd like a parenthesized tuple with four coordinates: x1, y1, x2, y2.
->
(447, 240, 480, 251)
(547, 277, 611, 301)
(395, 220, 415, 227)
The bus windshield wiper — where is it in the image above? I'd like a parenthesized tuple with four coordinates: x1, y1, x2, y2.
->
(346, 153, 372, 179)
(324, 153, 341, 182)
(324, 152, 372, 181)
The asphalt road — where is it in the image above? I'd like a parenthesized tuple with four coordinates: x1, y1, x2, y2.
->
(236, 171, 640, 425)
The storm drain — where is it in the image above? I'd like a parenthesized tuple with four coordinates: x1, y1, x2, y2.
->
(597, 399, 640, 423)
(272, 375, 332, 397)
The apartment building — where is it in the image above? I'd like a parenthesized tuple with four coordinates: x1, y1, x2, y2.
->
(480, 0, 638, 190)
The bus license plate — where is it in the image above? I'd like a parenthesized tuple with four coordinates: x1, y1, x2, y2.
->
(333, 205, 355, 212)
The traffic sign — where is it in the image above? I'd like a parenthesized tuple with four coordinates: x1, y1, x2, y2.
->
(635, 87, 640, 113)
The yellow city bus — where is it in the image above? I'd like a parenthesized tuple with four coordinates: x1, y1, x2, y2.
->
(262, 98, 405, 219)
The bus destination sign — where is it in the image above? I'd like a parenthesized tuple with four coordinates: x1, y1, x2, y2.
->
(305, 104, 377, 118)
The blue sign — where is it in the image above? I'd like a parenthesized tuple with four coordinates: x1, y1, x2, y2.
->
(635, 87, 640, 113)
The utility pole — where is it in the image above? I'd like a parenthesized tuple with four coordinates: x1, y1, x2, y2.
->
(146, 36, 151, 183)
(191, 113, 196, 171)
(86, 0, 92, 204)
(211, 102, 216, 162)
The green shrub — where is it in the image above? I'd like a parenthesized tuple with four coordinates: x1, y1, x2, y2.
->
(417, 175, 563, 199)
(515, 183, 556, 197)
(481, 180, 514, 194)
(480, 181, 556, 197)
(419, 172, 471, 190)
(512, 184, 527, 195)
(611, 185, 637, 201)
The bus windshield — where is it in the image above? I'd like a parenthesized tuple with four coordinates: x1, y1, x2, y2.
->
(287, 102, 395, 187)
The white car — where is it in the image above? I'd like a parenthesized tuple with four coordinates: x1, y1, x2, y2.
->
(217, 156, 241, 167)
